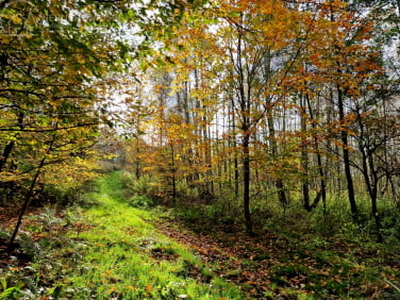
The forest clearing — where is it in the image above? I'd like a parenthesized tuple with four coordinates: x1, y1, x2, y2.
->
(1, 0, 400, 299)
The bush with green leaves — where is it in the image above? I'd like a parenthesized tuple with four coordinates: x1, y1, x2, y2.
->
(128, 195, 155, 209)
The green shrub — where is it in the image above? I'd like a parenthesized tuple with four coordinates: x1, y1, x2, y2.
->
(380, 208, 400, 243)
(128, 195, 154, 209)
(175, 180, 199, 199)
(129, 175, 164, 201)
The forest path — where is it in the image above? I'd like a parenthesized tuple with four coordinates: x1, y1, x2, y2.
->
(52, 176, 245, 299)
(76, 174, 291, 299)
(0, 175, 243, 299)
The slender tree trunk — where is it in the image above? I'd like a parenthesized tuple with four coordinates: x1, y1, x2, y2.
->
(134, 120, 141, 179)
(169, 144, 177, 205)
(8, 158, 45, 251)
(202, 103, 214, 204)
(337, 87, 358, 220)
(305, 93, 326, 210)
(242, 132, 252, 234)
(7, 134, 55, 251)
(135, 142, 141, 179)
(267, 112, 287, 208)
(0, 113, 23, 173)
(368, 157, 382, 242)
(228, 107, 239, 197)
(357, 111, 382, 242)
(360, 147, 382, 242)
(300, 95, 311, 211)
(233, 20, 253, 234)
(232, 115, 239, 198)
(0, 141, 15, 173)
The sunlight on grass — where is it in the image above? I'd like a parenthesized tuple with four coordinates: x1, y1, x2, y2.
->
(62, 172, 243, 299)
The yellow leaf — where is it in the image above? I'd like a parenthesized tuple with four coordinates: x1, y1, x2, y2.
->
(10, 15, 23, 24)
(0, 34, 12, 43)
(76, 55, 86, 64)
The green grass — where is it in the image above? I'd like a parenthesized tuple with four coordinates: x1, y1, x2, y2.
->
(58, 173, 243, 299)
(0, 172, 243, 299)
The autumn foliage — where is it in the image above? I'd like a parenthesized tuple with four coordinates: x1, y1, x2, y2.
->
(110, 0, 400, 240)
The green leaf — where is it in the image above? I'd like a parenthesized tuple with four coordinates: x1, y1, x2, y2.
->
(0, 287, 22, 300)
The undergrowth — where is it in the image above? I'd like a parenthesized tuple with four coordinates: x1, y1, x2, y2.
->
(119, 171, 400, 299)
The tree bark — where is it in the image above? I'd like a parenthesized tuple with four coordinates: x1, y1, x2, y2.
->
(267, 112, 288, 208)
(300, 95, 311, 211)
(7, 134, 55, 251)
(337, 87, 358, 220)
(305, 93, 326, 211)
(242, 132, 252, 234)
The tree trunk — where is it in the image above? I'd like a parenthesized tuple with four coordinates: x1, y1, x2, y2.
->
(0, 112, 23, 173)
(305, 93, 326, 211)
(232, 113, 239, 198)
(0, 140, 15, 173)
(267, 112, 288, 208)
(169, 144, 177, 205)
(242, 132, 252, 234)
(7, 133, 54, 251)
(357, 113, 382, 242)
(337, 87, 358, 220)
(300, 95, 311, 211)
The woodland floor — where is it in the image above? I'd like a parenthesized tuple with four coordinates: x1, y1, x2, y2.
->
(1, 197, 400, 299)
(156, 218, 400, 299)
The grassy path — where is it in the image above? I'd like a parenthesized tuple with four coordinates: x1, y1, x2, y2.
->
(58, 175, 243, 299)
